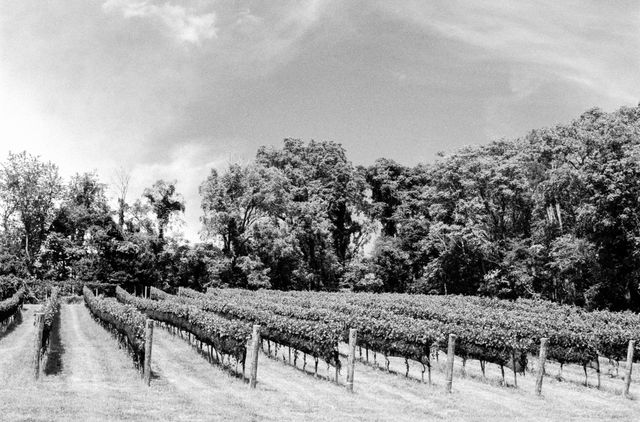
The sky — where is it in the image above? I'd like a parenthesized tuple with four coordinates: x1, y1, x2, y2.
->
(1, 0, 639, 242)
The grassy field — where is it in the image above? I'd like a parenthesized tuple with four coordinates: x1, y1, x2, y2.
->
(0, 304, 639, 421)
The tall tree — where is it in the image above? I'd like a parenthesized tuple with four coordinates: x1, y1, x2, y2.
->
(200, 163, 288, 288)
(364, 158, 407, 237)
(112, 167, 131, 231)
(143, 180, 185, 241)
(256, 139, 371, 269)
(50, 172, 113, 241)
(0, 151, 62, 266)
(42, 172, 117, 280)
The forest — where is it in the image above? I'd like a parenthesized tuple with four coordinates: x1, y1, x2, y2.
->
(2, 105, 640, 311)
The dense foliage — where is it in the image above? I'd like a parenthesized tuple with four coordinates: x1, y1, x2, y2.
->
(200, 139, 371, 291)
(362, 107, 640, 310)
(3, 105, 640, 310)
(177, 287, 343, 366)
(115, 286, 251, 361)
(0, 286, 25, 322)
(39, 287, 60, 357)
(83, 286, 146, 365)
(197, 107, 640, 310)
(200, 288, 640, 368)
(0, 275, 24, 299)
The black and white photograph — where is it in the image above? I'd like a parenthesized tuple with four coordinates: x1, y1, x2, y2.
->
(1, 1, 640, 420)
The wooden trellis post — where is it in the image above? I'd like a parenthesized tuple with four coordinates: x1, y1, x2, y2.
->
(346, 329, 358, 392)
(511, 350, 518, 387)
(249, 325, 261, 388)
(623, 340, 635, 398)
(144, 319, 154, 386)
(445, 334, 457, 393)
(535, 338, 548, 395)
(33, 312, 44, 380)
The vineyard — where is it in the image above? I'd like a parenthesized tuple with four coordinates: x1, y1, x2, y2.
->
(1, 279, 640, 420)
(169, 288, 640, 389)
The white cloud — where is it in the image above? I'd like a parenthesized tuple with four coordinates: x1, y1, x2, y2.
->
(103, 0, 217, 44)
(378, 0, 640, 104)
(214, 0, 329, 76)
(101, 0, 330, 72)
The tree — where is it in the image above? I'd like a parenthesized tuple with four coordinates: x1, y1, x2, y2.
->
(256, 139, 372, 289)
(200, 163, 288, 288)
(143, 180, 185, 241)
(199, 139, 373, 291)
(525, 107, 640, 309)
(112, 167, 131, 231)
(50, 172, 113, 240)
(364, 158, 407, 237)
(0, 151, 63, 267)
(42, 172, 118, 280)
(359, 105, 640, 310)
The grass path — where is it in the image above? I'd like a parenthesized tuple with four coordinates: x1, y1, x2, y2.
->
(0, 306, 36, 386)
(0, 304, 223, 421)
(0, 303, 639, 421)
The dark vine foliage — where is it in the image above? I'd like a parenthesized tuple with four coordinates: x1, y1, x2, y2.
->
(115, 286, 251, 364)
(149, 286, 169, 300)
(176, 288, 343, 367)
(0, 275, 24, 300)
(83, 287, 146, 370)
(39, 287, 61, 357)
(0, 287, 25, 323)
(197, 288, 640, 369)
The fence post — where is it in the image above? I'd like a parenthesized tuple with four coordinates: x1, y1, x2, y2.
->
(346, 329, 358, 392)
(512, 349, 518, 387)
(535, 338, 548, 395)
(33, 312, 45, 380)
(144, 319, 154, 386)
(445, 334, 457, 393)
(249, 325, 261, 388)
(623, 339, 635, 398)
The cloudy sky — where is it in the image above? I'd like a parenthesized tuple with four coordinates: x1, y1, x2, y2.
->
(1, 0, 639, 241)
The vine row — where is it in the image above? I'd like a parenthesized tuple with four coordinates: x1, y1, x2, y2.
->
(83, 286, 146, 369)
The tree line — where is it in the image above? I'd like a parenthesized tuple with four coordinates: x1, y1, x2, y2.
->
(2, 105, 640, 311)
